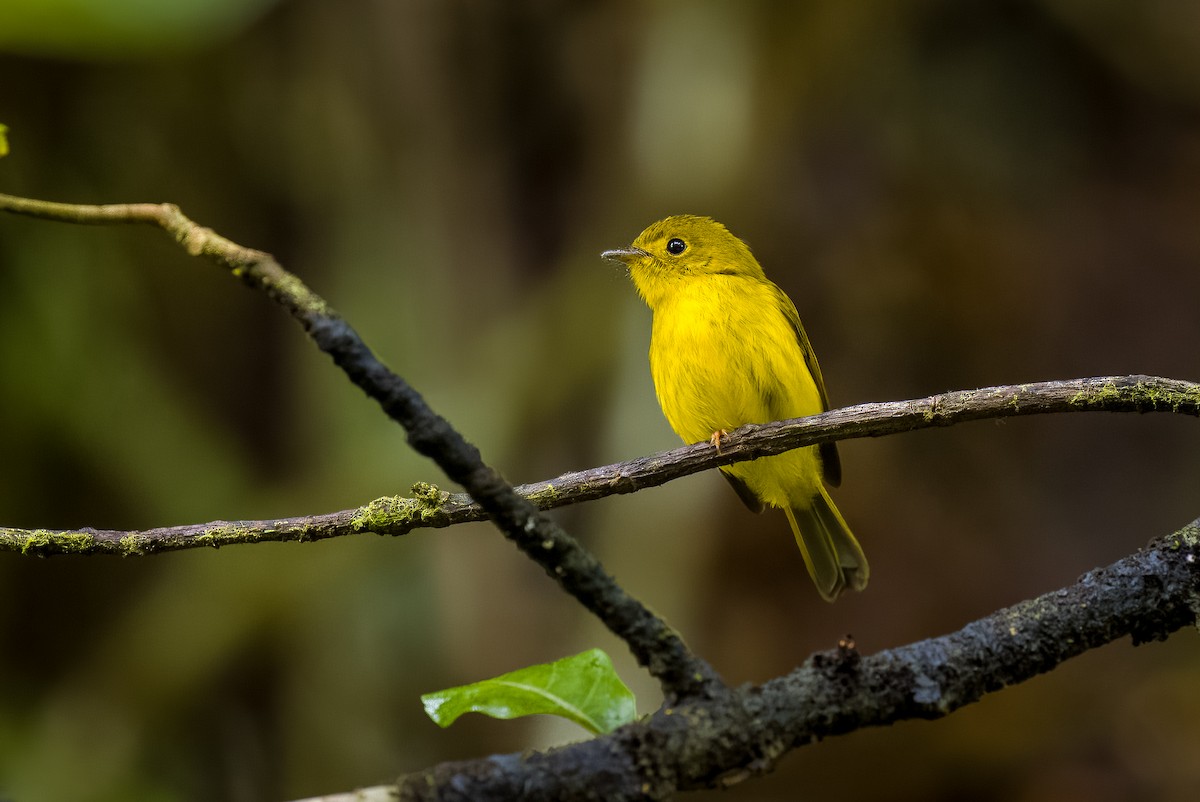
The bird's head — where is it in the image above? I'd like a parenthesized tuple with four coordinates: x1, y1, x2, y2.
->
(602, 215, 764, 309)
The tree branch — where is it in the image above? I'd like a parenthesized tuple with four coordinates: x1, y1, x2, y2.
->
(323, 521, 1197, 801)
(3, 375, 1197, 556)
(6, 192, 1200, 801)
(0, 191, 721, 701)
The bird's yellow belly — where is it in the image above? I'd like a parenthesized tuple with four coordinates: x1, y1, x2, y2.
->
(649, 291, 822, 437)
(648, 287, 825, 507)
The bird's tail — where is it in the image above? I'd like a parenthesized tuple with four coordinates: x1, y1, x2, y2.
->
(784, 486, 868, 602)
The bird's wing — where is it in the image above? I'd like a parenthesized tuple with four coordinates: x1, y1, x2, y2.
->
(769, 283, 831, 411)
(770, 282, 843, 488)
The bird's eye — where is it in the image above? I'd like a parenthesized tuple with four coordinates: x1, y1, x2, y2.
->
(666, 238, 687, 255)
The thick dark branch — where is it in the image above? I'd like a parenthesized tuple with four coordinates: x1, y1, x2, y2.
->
(0, 192, 721, 701)
(4, 375, 1197, 555)
(367, 522, 1198, 801)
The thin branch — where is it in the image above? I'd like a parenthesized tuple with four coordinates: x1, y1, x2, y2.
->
(4, 375, 1197, 556)
(336, 522, 1199, 801)
(0, 191, 721, 701)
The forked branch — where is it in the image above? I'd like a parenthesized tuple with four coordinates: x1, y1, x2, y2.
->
(4, 191, 1199, 802)
(0, 191, 720, 700)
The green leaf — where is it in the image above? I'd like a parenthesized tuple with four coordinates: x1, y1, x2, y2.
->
(0, 124, 8, 158)
(421, 648, 636, 735)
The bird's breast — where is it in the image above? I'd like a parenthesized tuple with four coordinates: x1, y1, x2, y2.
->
(647, 281, 821, 445)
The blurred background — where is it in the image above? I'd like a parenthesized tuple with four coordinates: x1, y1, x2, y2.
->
(2, 0, 1200, 799)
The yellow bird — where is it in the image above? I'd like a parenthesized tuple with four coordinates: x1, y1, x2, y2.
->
(603, 215, 867, 601)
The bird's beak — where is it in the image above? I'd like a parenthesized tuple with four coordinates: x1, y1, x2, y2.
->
(601, 246, 649, 265)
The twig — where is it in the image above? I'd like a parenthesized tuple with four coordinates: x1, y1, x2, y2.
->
(3, 375, 1197, 556)
(0, 192, 721, 701)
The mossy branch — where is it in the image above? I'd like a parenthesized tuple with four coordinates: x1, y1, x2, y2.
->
(2, 375, 1197, 557)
